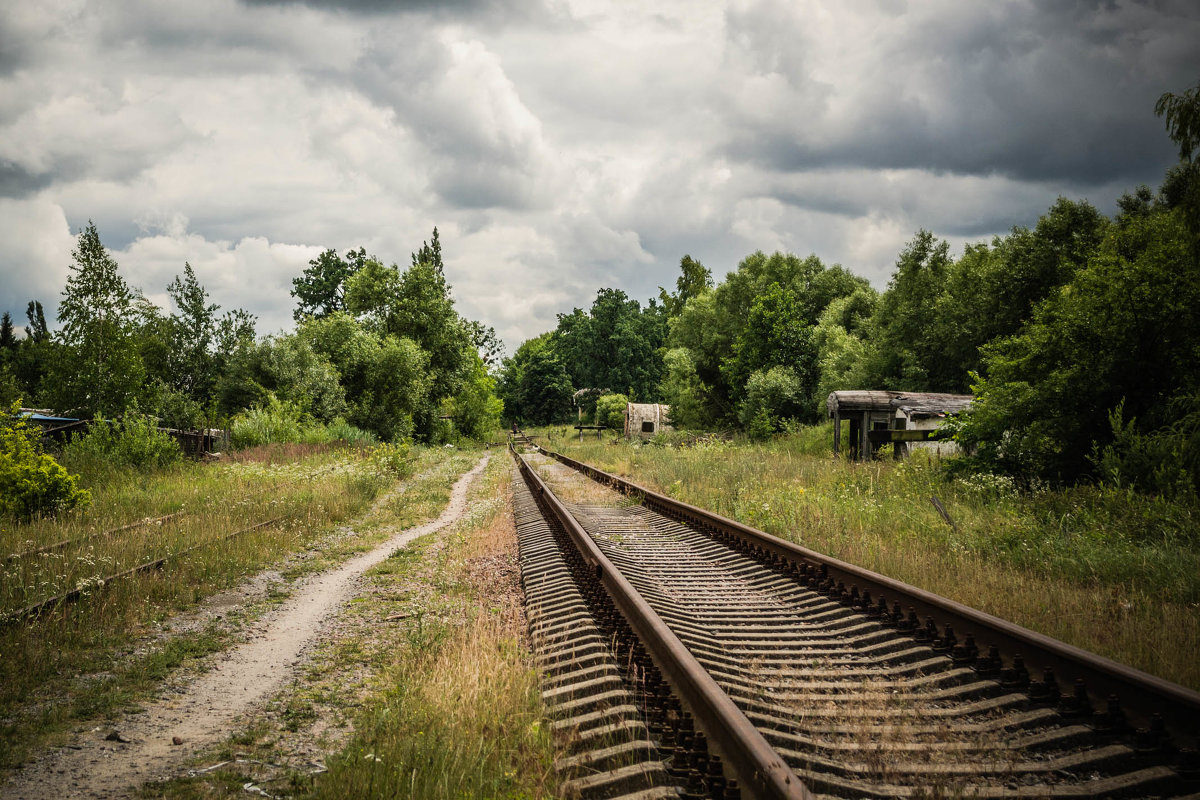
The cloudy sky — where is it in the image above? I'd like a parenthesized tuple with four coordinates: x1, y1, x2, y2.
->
(2, 0, 1198, 352)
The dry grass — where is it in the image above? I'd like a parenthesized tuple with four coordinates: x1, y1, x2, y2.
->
(0, 444, 472, 770)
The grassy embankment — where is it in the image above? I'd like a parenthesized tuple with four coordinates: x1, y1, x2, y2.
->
(0, 442, 478, 769)
(145, 451, 559, 800)
(542, 423, 1200, 691)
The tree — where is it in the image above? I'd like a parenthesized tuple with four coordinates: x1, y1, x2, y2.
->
(166, 263, 219, 401)
(0, 313, 15, 353)
(659, 255, 713, 317)
(291, 247, 368, 321)
(24, 301, 48, 342)
(49, 222, 145, 416)
(1156, 80, 1200, 237)
(857, 230, 953, 391)
(960, 202, 1198, 484)
(412, 226, 444, 274)
(722, 282, 819, 420)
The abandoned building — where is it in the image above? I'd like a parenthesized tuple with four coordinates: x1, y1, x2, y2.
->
(625, 403, 672, 438)
(826, 391, 973, 460)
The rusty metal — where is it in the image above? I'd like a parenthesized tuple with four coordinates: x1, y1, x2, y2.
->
(536, 444, 1200, 746)
(1, 515, 287, 628)
(514, 445, 812, 800)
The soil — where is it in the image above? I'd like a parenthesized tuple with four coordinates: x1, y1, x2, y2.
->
(1, 455, 489, 800)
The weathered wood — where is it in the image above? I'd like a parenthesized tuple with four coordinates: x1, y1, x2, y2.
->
(866, 428, 952, 443)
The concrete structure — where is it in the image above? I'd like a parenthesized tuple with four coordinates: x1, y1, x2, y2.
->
(624, 403, 672, 438)
(826, 391, 973, 460)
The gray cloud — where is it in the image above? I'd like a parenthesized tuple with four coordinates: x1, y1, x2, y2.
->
(1, 0, 1196, 351)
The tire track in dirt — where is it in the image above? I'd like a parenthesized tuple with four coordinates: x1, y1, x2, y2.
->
(2, 454, 489, 800)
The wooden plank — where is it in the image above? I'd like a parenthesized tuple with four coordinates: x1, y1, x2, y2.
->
(866, 429, 952, 443)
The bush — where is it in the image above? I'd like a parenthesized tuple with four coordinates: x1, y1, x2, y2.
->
(63, 412, 182, 471)
(373, 440, 415, 478)
(594, 393, 629, 431)
(1, 405, 91, 519)
(230, 396, 327, 449)
(326, 417, 379, 446)
(1090, 397, 1200, 501)
(738, 366, 809, 433)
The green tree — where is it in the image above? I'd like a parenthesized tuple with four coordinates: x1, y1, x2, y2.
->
(49, 222, 145, 416)
(658, 347, 714, 430)
(291, 247, 368, 321)
(412, 226, 444, 274)
(960, 202, 1198, 483)
(723, 282, 820, 420)
(658, 254, 713, 317)
(166, 263, 219, 401)
(448, 353, 503, 440)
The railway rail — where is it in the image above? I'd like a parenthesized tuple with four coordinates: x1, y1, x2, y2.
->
(510, 438, 1200, 799)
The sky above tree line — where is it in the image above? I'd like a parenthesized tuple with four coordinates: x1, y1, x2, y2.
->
(2, 0, 1198, 351)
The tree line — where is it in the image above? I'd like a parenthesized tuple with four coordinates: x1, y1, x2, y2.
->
(0, 227, 503, 444)
(500, 82, 1200, 497)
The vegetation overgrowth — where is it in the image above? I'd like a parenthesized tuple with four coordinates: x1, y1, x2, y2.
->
(0, 225, 503, 483)
(309, 455, 557, 800)
(499, 83, 1200, 503)
(543, 426, 1200, 690)
(0, 441, 476, 768)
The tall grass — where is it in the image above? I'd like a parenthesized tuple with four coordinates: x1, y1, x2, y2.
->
(0, 443, 469, 768)
(545, 424, 1200, 690)
(310, 455, 557, 799)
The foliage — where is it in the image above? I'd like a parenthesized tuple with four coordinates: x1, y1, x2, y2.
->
(658, 347, 713, 429)
(228, 396, 331, 449)
(48, 222, 145, 417)
(372, 439, 415, 478)
(165, 263, 219, 401)
(1090, 397, 1200, 500)
(498, 334, 574, 425)
(0, 404, 90, 519)
(958, 202, 1199, 485)
(658, 254, 713, 317)
(594, 393, 629, 430)
(291, 247, 368, 321)
(62, 412, 182, 472)
(446, 353, 503, 440)
(738, 366, 809, 434)
(553, 288, 667, 403)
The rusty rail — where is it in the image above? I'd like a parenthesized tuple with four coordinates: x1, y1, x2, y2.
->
(536, 444, 1200, 747)
(514, 444, 811, 800)
(1, 516, 288, 628)
(4, 512, 187, 565)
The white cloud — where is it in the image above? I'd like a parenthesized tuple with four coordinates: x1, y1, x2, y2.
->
(1, 0, 1198, 352)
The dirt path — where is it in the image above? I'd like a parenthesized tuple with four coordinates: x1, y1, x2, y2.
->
(2, 454, 489, 800)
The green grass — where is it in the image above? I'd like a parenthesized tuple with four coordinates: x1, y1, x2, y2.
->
(0, 442, 476, 769)
(307, 454, 557, 800)
(540, 423, 1200, 690)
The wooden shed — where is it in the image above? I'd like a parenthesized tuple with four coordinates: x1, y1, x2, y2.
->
(624, 403, 672, 438)
(827, 391, 973, 460)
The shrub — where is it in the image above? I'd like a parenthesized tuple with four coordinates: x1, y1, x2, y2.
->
(230, 396, 327, 449)
(326, 417, 379, 445)
(1, 405, 91, 519)
(594, 393, 629, 431)
(373, 440, 415, 478)
(738, 366, 809, 433)
(63, 412, 182, 471)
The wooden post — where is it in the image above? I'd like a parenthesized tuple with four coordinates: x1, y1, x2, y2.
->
(832, 411, 841, 456)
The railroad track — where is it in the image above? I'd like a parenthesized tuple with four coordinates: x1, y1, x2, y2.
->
(509, 440, 1200, 799)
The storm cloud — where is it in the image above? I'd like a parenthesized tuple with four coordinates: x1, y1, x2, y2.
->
(1, 0, 1197, 347)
